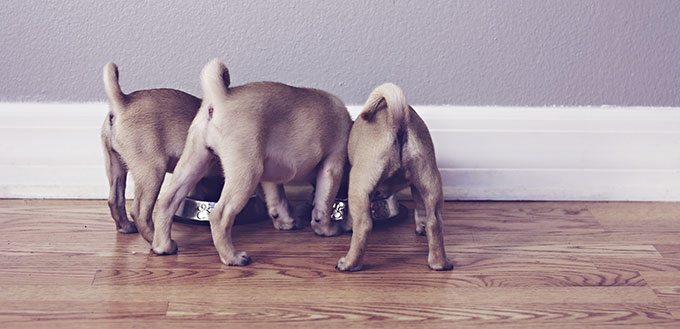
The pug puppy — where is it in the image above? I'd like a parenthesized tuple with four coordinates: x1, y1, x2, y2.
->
(336, 83, 453, 272)
(101, 62, 221, 242)
(151, 59, 352, 266)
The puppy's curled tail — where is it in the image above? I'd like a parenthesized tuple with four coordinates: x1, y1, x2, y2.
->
(359, 83, 409, 132)
(102, 62, 126, 110)
(200, 58, 231, 103)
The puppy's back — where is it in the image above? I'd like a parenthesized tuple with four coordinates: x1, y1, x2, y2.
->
(349, 83, 436, 169)
(123, 88, 201, 124)
(102, 62, 202, 161)
(200, 59, 350, 129)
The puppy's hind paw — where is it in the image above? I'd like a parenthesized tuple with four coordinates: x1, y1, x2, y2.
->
(222, 251, 251, 266)
(117, 221, 138, 234)
(273, 220, 297, 231)
(336, 256, 362, 272)
(311, 219, 345, 237)
(151, 239, 178, 255)
(271, 213, 301, 231)
(428, 258, 454, 271)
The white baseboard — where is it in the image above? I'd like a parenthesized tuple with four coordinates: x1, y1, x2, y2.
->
(1, 103, 679, 201)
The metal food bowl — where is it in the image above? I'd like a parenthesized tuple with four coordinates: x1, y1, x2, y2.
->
(330, 194, 404, 222)
(174, 193, 405, 225)
(173, 196, 268, 225)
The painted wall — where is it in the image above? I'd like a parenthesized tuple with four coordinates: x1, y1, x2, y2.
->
(1, 0, 679, 106)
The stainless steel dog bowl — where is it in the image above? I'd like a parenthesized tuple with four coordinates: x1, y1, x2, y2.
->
(330, 194, 403, 222)
(174, 196, 268, 225)
(175, 193, 404, 225)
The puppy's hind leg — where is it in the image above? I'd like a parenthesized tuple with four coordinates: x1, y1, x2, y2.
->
(411, 181, 453, 271)
(310, 154, 348, 236)
(152, 140, 214, 255)
(128, 162, 165, 243)
(261, 182, 300, 230)
(103, 146, 137, 234)
(336, 164, 379, 272)
(209, 162, 262, 266)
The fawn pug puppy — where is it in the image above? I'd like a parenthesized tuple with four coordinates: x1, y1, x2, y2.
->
(335, 83, 453, 272)
(101, 62, 222, 242)
(151, 59, 352, 266)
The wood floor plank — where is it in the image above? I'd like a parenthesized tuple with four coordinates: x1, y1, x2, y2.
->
(144, 254, 599, 272)
(640, 271, 680, 287)
(450, 243, 661, 258)
(592, 257, 680, 272)
(0, 300, 167, 321)
(443, 203, 603, 233)
(0, 285, 662, 304)
(0, 252, 150, 270)
(473, 231, 680, 245)
(0, 319, 139, 329)
(640, 271, 680, 319)
(125, 320, 680, 329)
(164, 301, 674, 325)
(588, 202, 680, 232)
(651, 287, 680, 319)
(0, 300, 165, 329)
(655, 244, 680, 258)
(92, 266, 645, 288)
(0, 268, 94, 285)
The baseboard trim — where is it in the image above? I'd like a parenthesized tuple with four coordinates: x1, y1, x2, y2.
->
(1, 102, 679, 201)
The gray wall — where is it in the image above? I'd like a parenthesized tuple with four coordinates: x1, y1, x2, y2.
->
(2, 0, 679, 106)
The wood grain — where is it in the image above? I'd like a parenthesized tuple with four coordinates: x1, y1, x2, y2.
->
(1, 199, 679, 328)
(654, 244, 680, 258)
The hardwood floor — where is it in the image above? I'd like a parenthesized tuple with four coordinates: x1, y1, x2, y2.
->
(1, 199, 679, 328)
